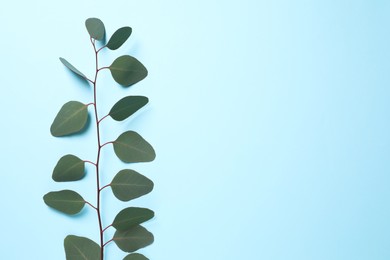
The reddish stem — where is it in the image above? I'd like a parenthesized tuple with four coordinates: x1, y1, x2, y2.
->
(91, 37, 105, 260)
(85, 200, 98, 210)
(99, 183, 111, 192)
(102, 224, 112, 233)
(100, 141, 114, 148)
(98, 114, 110, 124)
(103, 238, 113, 248)
(84, 160, 97, 166)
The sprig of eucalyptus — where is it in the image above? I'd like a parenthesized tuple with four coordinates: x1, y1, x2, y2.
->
(43, 18, 155, 260)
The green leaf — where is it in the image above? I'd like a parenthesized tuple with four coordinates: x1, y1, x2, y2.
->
(85, 18, 105, 41)
(109, 55, 148, 87)
(113, 225, 154, 253)
(52, 154, 85, 182)
(113, 131, 155, 163)
(123, 253, 149, 260)
(109, 96, 148, 121)
(43, 190, 85, 215)
(50, 101, 89, 137)
(111, 170, 154, 201)
(113, 207, 154, 230)
(106, 27, 132, 50)
(64, 235, 101, 260)
(59, 57, 87, 80)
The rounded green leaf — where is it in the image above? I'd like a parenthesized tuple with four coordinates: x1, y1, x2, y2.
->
(111, 170, 154, 201)
(50, 101, 88, 137)
(59, 57, 87, 80)
(106, 26, 132, 50)
(113, 207, 154, 230)
(52, 154, 85, 182)
(109, 96, 148, 121)
(109, 55, 148, 87)
(43, 190, 85, 215)
(64, 235, 101, 260)
(113, 225, 154, 253)
(85, 18, 105, 41)
(113, 131, 155, 163)
(124, 253, 149, 260)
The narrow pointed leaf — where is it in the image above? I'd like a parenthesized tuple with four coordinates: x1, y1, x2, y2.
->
(111, 170, 154, 201)
(124, 253, 149, 260)
(106, 27, 132, 50)
(113, 207, 154, 230)
(59, 57, 87, 80)
(85, 18, 105, 41)
(113, 131, 155, 163)
(64, 235, 101, 260)
(109, 96, 148, 121)
(52, 154, 85, 182)
(114, 225, 154, 252)
(109, 55, 148, 87)
(43, 190, 85, 215)
(50, 101, 88, 137)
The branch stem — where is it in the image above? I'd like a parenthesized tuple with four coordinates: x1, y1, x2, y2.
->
(91, 37, 105, 260)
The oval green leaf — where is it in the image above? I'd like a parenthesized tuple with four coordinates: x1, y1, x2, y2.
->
(106, 26, 132, 50)
(43, 190, 85, 215)
(59, 57, 87, 80)
(85, 18, 105, 41)
(124, 253, 149, 260)
(109, 96, 148, 121)
(64, 235, 101, 260)
(111, 170, 154, 201)
(113, 225, 154, 253)
(50, 101, 88, 137)
(113, 207, 154, 230)
(109, 55, 148, 87)
(113, 131, 155, 163)
(52, 154, 85, 182)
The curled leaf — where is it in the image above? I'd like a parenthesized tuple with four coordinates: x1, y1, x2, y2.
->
(59, 57, 87, 80)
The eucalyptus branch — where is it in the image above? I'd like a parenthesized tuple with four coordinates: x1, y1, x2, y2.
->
(44, 17, 156, 260)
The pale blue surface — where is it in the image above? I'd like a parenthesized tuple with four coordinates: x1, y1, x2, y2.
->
(1, 0, 390, 259)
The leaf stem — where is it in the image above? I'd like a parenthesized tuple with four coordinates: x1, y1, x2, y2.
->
(97, 45, 106, 53)
(102, 238, 113, 248)
(100, 141, 114, 148)
(98, 114, 110, 124)
(99, 183, 111, 191)
(84, 200, 97, 210)
(102, 224, 112, 233)
(91, 37, 105, 260)
(84, 160, 97, 166)
(98, 66, 110, 71)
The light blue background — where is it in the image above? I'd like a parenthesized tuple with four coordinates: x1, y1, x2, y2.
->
(1, 0, 390, 259)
